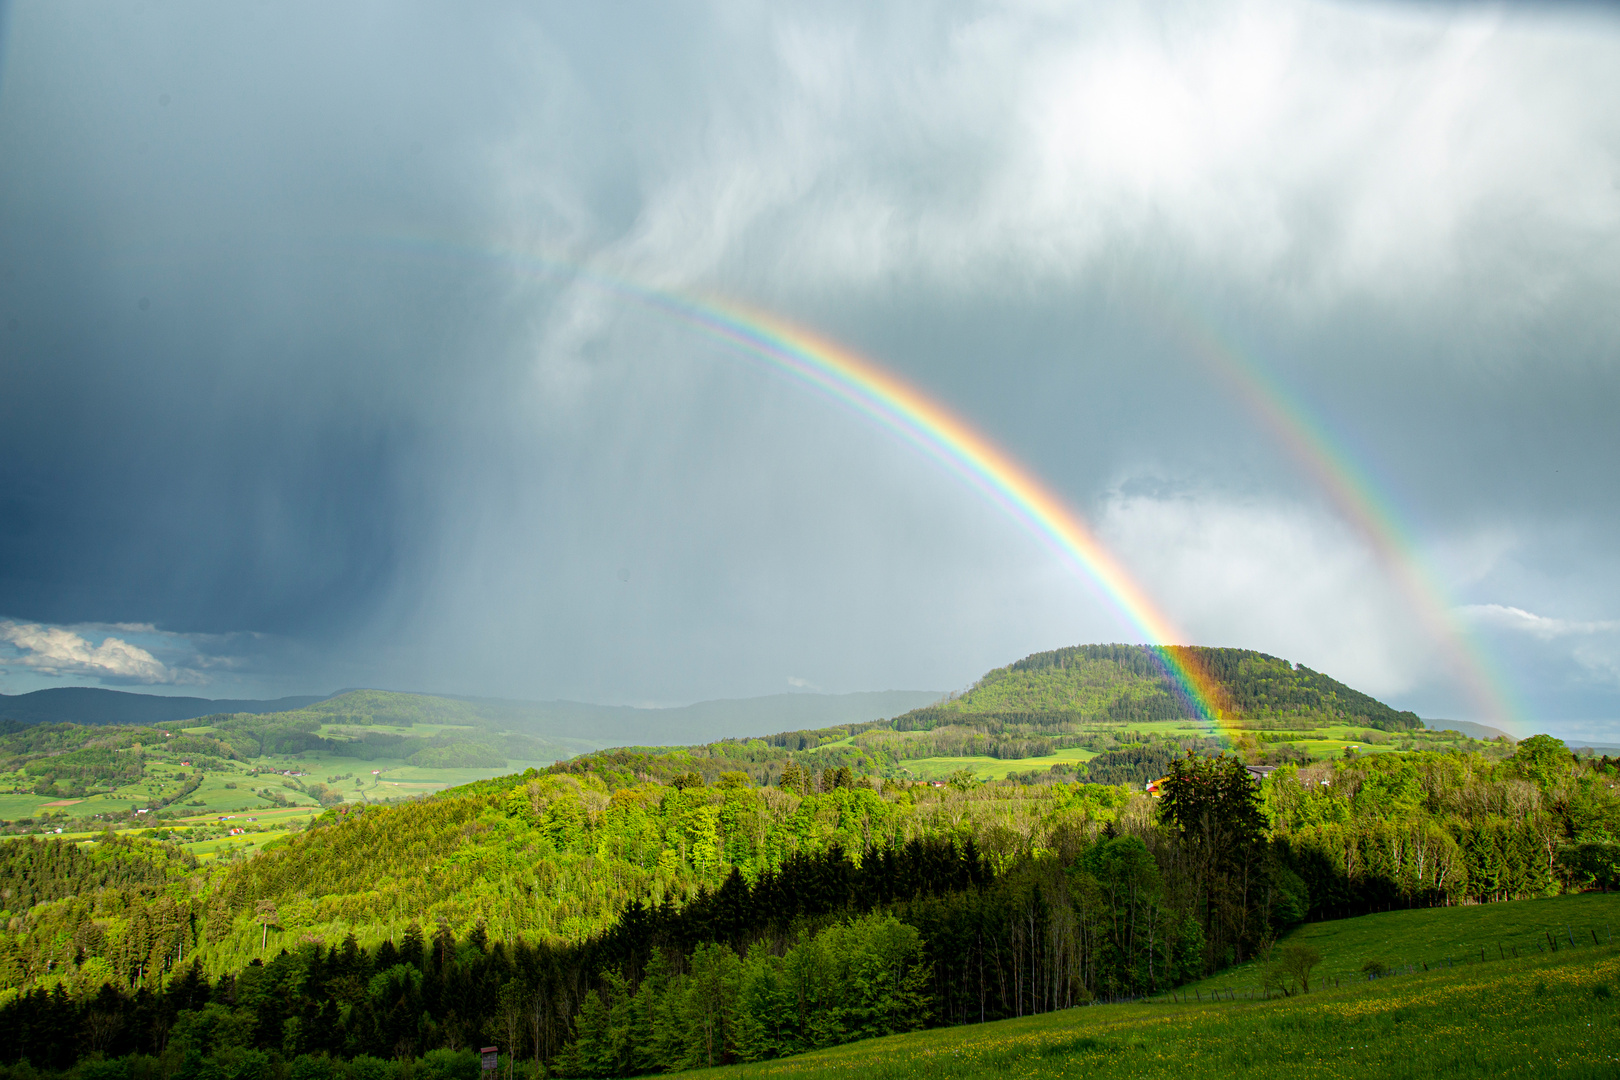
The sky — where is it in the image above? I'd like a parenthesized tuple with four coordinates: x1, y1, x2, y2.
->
(0, 0, 1617, 741)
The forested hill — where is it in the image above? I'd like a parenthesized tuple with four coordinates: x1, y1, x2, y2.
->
(911, 644, 1422, 731)
(1181, 646, 1423, 729)
(0, 687, 326, 728)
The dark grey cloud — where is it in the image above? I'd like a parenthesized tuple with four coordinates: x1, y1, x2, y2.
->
(1, 0, 1617, 736)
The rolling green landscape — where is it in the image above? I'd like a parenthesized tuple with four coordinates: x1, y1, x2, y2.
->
(0, 692, 593, 859)
(9, 5, 1609, 1079)
(0, 644, 1615, 1080)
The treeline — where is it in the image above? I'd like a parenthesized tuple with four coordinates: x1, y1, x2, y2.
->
(3, 737, 1619, 1077)
(1083, 746, 1178, 786)
(0, 777, 1131, 999)
(0, 841, 981, 1070)
(0, 792, 1279, 1077)
(888, 708, 1082, 733)
(0, 835, 194, 909)
(857, 728, 1076, 762)
(544, 741, 881, 790)
(9, 739, 1616, 1003)
(1266, 736, 1618, 916)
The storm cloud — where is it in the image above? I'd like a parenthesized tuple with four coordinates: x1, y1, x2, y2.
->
(1, 0, 1617, 735)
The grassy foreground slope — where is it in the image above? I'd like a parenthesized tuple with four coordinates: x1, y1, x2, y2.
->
(1172, 891, 1620, 999)
(677, 943, 1620, 1080)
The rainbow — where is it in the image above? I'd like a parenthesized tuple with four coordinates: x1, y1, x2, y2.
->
(1155, 302, 1520, 729)
(114, 225, 1518, 730)
(373, 240, 1237, 725)
(112, 229, 1238, 720)
(620, 288, 1236, 726)
(369, 234, 1511, 731)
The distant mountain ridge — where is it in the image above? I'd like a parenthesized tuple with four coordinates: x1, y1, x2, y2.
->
(0, 687, 327, 727)
(461, 690, 948, 746)
(1424, 719, 1515, 742)
(0, 685, 945, 746)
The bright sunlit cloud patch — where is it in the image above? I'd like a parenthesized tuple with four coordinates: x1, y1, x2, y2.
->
(0, 620, 181, 684)
(1095, 488, 1437, 701)
(1462, 604, 1620, 642)
(0, 619, 247, 687)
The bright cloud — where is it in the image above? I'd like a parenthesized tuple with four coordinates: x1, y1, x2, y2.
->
(1461, 604, 1620, 641)
(591, 0, 1620, 311)
(1096, 489, 1438, 700)
(0, 620, 193, 684)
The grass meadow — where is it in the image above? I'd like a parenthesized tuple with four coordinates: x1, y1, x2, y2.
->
(903, 747, 1098, 782)
(1169, 891, 1620, 999)
(680, 941, 1620, 1079)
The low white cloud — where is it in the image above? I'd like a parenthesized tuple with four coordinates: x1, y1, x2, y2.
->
(1462, 603, 1620, 693)
(1461, 604, 1620, 641)
(0, 620, 207, 685)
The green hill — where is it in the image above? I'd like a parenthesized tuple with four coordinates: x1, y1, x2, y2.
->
(929, 644, 1423, 731)
(0, 645, 1607, 1080)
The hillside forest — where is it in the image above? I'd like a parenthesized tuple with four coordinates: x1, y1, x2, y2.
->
(1, 645, 1617, 1079)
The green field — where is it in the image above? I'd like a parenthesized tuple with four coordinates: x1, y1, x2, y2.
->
(2, 749, 567, 831)
(1170, 891, 1620, 999)
(676, 939, 1620, 1079)
(902, 746, 1099, 781)
(0, 792, 71, 820)
(890, 719, 1471, 783)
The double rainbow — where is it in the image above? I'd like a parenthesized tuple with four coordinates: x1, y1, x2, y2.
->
(368, 235, 1514, 730)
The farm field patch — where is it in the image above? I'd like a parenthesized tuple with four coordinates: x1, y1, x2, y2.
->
(902, 746, 1099, 781)
(0, 793, 66, 820)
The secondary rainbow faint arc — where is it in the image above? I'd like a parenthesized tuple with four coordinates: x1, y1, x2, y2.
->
(1158, 306, 1519, 729)
(364, 237, 1235, 723)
